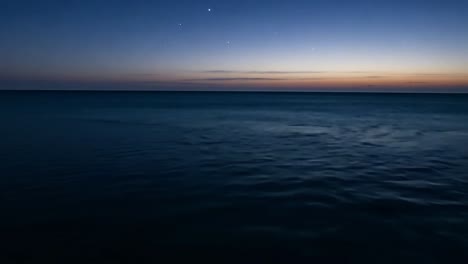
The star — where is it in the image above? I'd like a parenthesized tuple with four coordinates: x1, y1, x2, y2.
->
(208, 8, 212, 12)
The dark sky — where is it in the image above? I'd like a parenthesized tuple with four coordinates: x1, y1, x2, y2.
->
(1, 0, 467, 91)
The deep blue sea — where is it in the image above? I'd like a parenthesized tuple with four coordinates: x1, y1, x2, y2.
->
(1, 91, 468, 263)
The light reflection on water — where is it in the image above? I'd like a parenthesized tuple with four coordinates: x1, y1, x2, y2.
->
(1, 91, 468, 263)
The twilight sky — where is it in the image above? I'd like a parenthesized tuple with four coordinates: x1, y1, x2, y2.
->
(1, 0, 468, 91)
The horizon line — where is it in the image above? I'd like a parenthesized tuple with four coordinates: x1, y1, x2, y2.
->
(2, 88, 468, 94)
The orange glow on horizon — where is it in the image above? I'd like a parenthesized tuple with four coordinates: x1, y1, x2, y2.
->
(2, 70, 468, 90)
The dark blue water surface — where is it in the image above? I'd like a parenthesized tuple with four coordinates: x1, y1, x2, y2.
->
(1, 91, 468, 263)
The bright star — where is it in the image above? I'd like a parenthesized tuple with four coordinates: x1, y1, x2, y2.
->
(208, 8, 211, 12)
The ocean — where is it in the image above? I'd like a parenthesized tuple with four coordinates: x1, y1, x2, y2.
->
(1, 91, 468, 263)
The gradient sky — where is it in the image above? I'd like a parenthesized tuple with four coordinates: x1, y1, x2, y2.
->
(1, 0, 468, 91)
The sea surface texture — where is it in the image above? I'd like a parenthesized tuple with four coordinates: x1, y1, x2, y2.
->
(1, 91, 468, 263)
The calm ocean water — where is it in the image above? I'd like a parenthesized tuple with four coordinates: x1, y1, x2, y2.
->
(1, 91, 468, 263)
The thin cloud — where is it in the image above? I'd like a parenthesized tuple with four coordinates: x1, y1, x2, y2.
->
(297, 77, 327, 80)
(365, 76, 386, 79)
(200, 70, 468, 77)
(411, 73, 455, 76)
(407, 81, 431, 84)
(247, 71, 325, 74)
(202, 70, 235, 73)
(201, 70, 327, 74)
(184, 77, 286, 81)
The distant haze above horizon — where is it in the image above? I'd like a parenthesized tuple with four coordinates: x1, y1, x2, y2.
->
(1, 0, 468, 92)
